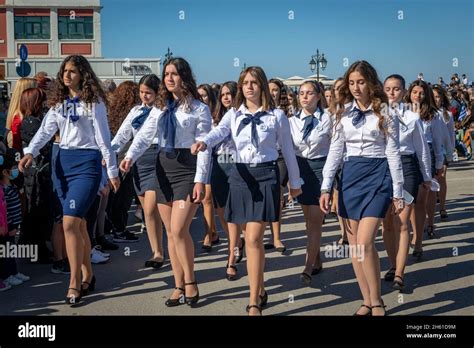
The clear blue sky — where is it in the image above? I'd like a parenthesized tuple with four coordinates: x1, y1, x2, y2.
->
(101, 0, 474, 84)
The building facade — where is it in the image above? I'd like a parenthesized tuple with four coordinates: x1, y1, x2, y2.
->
(0, 0, 160, 96)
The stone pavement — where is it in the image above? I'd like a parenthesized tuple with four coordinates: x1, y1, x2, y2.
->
(0, 160, 473, 316)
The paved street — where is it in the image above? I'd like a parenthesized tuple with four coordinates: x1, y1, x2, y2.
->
(1, 160, 473, 316)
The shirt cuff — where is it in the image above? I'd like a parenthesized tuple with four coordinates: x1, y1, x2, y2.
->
(393, 184, 404, 199)
(23, 146, 39, 158)
(194, 172, 209, 184)
(107, 168, 119, 179)
(289, 177, 303, 190)
(321, 178, 332, 192)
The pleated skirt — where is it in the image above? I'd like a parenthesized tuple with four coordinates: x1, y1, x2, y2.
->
(225, 161, 280, 224)
(296, 156, 326, 205)
(133, 144, 159, 196)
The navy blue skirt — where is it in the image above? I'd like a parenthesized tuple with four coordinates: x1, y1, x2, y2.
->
(401, 154, 423, 203)
(211, 154, 233, 208)
(50, 143, 63, 222)
(338, 157, 392, 220)
(133, 144, 159, 196)
(54, 148, 102, 218)
(296, 156, 326, 205)
(225, 161, 280, 224)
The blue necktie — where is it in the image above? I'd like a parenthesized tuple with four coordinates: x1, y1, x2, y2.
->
(300, 111, 320, 141)
(63, 96, 80, 122)
(236, 111, 266, 148)
(158, 100, 179, 153)
(131, 106, 152, 130)
(351, 107, 370, 126)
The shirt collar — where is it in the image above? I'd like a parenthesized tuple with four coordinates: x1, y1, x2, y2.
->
(300, 108, 322, 120)
(350, 99, 373, 113)
(236, 104, 265, 117)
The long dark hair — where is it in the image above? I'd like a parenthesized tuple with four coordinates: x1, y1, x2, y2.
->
(157, 57, 200, 110)
(405, 80, 437, 121)
(269, 78, 289, 115)
(214, 81, 237, 125)
(335, 61, 387, 132)
(198, 83, 217, 116)
(48, 55, 107, 107)
(432, 84, 451, 122)
(139, 74, 160, 94)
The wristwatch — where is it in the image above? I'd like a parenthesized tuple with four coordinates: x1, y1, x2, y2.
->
(320, 189, 331, 195)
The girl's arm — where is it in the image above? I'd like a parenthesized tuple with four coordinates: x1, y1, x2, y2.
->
(125, 107, 162, 163)
(92, 102, 118, 179)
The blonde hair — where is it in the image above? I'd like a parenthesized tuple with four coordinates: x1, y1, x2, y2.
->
(6, 78, 37, 130)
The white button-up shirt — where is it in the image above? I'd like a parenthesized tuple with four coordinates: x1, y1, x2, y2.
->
(393, 104, 432, 182)
(212, 122, 236, 156)
(289, 108, 332, 159)
(23, 100, 118, 178)
(438, 108, 455, 160)
(111, 104, 159, 154)
(420, 112, 447, 170)
(125, 99, 212, 184)
(321, 100, 404, 198)
(203, 104, 302, 189)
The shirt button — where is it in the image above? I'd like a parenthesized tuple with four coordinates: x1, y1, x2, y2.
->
(248, 147, 251, 151)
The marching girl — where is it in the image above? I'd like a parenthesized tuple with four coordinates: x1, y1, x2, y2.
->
(19, 55, 120, 305)
(432, 85, 455, 220)
(192, 66, 302, 315)
(286, 86, 299, 117)
(111, 74, 164, 268)
(320, 61, 404, 316)
(289, 80, 331, 285)
(382, 74, 431, 290)
(267, 78, 290, 252)
(327, 78, 349, 246)
(197, 84, 220, 251)
(405, 80, 445, 256)
(211, 81, 246, 280)
(120, 57, 211, 307)
(324, 87, 332, 108)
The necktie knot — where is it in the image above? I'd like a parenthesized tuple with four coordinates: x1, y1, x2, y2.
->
(63, 96, 80, 122)
(236, 111, 266, 148)
(351, 107, 370, 126)
(131, 106, 153, 129)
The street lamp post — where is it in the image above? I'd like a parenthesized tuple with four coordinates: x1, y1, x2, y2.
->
(164, 47, 173, 66)
(309, 49, 327, 82)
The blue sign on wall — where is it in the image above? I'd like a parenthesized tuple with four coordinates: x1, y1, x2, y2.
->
(19, 44, 28, 61)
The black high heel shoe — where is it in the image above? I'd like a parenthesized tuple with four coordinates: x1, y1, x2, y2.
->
(353, 304, 372, 316)
(165, 287, 185, 307)
(81, 275, 96, 296)
(184, 281, 199, 306)
(65, 288, 82, 306)
(371, 300, 387, 316)
(247, 290, 268, 312)
(236, 238, 245, 263)
(225, 264, 238, 281)
(246, 304, 262, 315)
(260, 290, 268, 307)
